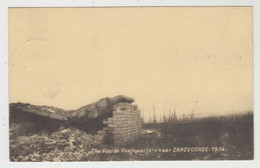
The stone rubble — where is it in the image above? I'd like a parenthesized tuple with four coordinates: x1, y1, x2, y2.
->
(10, 126, 95, 162)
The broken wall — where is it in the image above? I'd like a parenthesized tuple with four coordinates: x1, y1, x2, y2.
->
(96, 102, 142, 145)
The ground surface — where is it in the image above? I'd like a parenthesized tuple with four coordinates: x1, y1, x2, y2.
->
(9, 113, 253, 161)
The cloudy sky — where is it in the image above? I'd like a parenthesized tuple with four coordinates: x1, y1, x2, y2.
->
(9, 7, 253, 120)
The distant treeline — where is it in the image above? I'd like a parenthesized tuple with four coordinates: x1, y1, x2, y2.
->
(143, 112, 253, 160)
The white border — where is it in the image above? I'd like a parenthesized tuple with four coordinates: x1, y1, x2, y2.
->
(0, 0, 259, 168)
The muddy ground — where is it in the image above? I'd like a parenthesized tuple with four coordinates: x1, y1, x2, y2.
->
(10, 113, 253, 161)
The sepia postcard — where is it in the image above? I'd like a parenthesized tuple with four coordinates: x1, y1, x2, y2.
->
(7, 6, 254, 163)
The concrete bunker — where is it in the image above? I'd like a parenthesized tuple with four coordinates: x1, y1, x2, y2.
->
(9, 95, 142, 145)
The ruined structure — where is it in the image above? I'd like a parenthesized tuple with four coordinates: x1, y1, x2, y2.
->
(9, 95, 142, 145)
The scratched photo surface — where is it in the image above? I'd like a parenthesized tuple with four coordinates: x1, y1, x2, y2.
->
(8, 7, 253, 161)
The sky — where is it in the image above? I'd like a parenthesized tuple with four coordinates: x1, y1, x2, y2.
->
(9, 7, 253, 121)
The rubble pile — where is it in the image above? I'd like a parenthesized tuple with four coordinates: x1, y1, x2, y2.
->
(10, 127, 95, 161)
